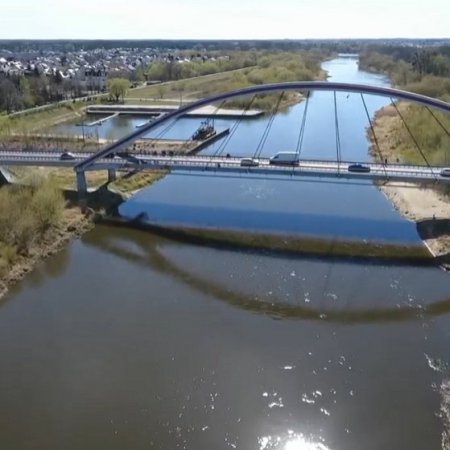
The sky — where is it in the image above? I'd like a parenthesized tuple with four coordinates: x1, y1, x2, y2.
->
(0, 0, 449, 40)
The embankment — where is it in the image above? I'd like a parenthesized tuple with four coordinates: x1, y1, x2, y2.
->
(0, 206, 94, 300)
(0, 170, 165, 300)
(371, 104, 450, 269)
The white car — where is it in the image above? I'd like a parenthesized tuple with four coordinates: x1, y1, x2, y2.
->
(240, 158, 259, 167)
(440, 168, 450, 178)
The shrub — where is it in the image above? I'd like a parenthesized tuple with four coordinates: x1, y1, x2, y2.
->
(0, 178, 65, 266)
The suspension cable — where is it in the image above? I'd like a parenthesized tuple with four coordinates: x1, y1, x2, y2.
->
(140, 116, 180, 155)
(390, 98, 437, 179)
(360, 93, 388, 179)
(295, 90, 310, 159)
(212, 95, 257, 159)
(252, 92, 284, 160)
(333, 91, 342, 174)
(425, 106, 450, 139)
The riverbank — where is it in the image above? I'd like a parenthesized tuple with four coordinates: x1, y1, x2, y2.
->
(0, 169, 167, 300)
(371, 104, 450, 268)
(0, 206, 94, 300)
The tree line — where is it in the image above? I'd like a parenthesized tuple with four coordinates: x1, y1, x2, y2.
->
(359, 45, 450, 167)
(359, 46, 450, 98)
(0, 70, 93, 114)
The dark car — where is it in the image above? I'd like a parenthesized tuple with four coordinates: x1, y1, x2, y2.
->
(348, 163, 370, 173)
(59, 152, 75, 161)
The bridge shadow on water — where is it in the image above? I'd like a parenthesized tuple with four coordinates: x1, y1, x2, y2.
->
(81, 222, 450, 325)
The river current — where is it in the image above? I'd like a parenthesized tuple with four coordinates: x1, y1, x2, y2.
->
(1, 56, 450, 450)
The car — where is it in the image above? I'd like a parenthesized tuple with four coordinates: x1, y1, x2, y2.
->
(348, 163, 370, 173)
(59, 152, 75, 160)
(240, 158, 259, 167)
(440, 168, 450, 177)
(269, 152, 299, 166)
(125, 155, 145, 165)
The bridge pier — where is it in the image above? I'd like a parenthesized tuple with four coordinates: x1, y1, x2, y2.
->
(76, 170, 87, 197)
(107, 168, 117, 183)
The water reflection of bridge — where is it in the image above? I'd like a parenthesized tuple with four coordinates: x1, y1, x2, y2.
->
(81, 225, 450, 325)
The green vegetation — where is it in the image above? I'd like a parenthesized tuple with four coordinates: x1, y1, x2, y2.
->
(0, 177, 65, 276)
(360, 47, 450, 166)
(110, 170, 168, 196)
(386, 105, 450, 166)
(129, 51, 325, 110)
(107, 78, 131, 103)
(0, 70, 69, 114)
(145, 52, 256, 82)
(0, 100, 90, 141)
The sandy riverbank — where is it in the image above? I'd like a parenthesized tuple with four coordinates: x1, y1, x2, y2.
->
(372, 104, 450, 267)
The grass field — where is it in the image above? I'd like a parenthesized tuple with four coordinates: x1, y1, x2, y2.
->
(0, 102, 88, 138)
(126, 67, 254, 101)
(124, 52, 326, 110)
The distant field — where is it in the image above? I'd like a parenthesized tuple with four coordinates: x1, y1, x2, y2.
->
(126, 67, 254, 101)
(124, 51, 326, 110)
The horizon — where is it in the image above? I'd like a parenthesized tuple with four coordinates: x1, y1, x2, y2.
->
(1, 37, 450, 42)
(1, 0, 449, 40)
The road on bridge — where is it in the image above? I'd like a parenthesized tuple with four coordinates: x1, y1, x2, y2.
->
(0, 150, 449, 184)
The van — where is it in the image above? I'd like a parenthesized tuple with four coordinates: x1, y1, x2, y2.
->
(269, 152, 299, 166)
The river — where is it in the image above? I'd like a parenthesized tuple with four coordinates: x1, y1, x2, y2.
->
(2, 56, 450, 450)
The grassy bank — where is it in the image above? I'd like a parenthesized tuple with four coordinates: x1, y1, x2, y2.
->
(0, 166, 169, 298)
(0, 177, 65, 276)
(366, 56, 450, 266)
(0, 101, 89, 137)
(0, 176, 91, 297)
(360, 49, 450, 166)
(9, 166, 168, 198)
(126, 51, 326, 111)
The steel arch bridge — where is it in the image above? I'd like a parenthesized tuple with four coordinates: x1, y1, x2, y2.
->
(69, 81, 450, 193)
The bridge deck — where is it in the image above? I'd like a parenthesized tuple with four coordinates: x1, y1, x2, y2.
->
(1, 151, 449, 184)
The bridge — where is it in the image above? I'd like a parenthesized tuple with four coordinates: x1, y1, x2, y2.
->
(1, 81, 450, 193)
(1, 151, 449, 184)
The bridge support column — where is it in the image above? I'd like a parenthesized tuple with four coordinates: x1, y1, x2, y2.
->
(76, 170, 87, 198)
(107, 168, 116, 183)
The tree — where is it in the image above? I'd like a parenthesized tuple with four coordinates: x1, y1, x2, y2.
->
(107, 78, 130, 103)
(156, 84, 166, 99)
(411, 50, 432, 79)
(173, 81, 186, 106)
(19, 77, 35, 108)
(135, 66, 146, 82)
(0, 78, 22, 113)
(146, 63, 166, 81)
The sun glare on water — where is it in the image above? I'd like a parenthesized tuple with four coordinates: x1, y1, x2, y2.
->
(284, 437, 330, 450)
(259, 433, 330, 450)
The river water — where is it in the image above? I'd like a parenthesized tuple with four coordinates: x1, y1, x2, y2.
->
(2, 56, 450, 450)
